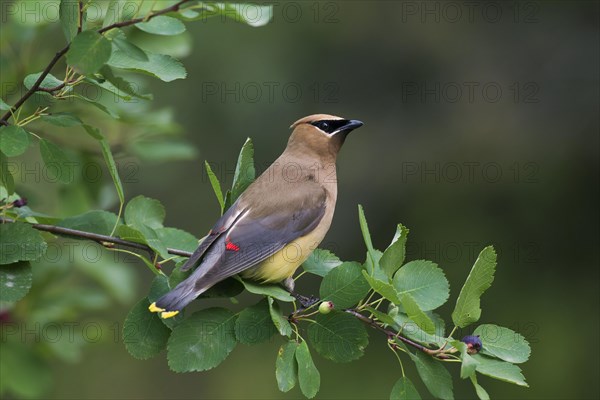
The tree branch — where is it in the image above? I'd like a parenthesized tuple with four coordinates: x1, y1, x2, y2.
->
(0, 46, 70, 126)
(0, 217, 193, 258)
(77, 0, 84, 34)
(97, 0, 192, 35)
(345, 309, 449, 359)
(0, 0, 193, 125)
(0, 215, 449, 359)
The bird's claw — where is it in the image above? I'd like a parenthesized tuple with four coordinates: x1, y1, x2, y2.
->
(292, 293, 320, 309)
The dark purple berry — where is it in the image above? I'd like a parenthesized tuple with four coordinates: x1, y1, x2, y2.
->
(461, 335, 483, 354)
(0, 310, 10, 324)
(12, 198, 28, 207)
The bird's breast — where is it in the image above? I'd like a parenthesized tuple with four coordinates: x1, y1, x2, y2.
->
(241, 198, 335, 283)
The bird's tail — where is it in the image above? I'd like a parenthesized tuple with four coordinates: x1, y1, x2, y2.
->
(149, 276, 209, 319)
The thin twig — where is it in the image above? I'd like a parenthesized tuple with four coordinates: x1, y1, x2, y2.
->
(97, 0, 191, 34)
(0, 0, 193, 125)
(0, 46, 70, 126)
(345, 309, 450, 359)
(0, 217, 192, 258)
(77, 0, 84, 34)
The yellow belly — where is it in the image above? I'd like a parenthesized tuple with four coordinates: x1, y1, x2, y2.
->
(241, 233, 321, 283)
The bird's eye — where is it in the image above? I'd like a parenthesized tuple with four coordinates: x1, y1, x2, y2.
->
(319, 122, 329, 131)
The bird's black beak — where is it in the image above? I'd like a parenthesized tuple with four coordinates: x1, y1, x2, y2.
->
(338, 119, 363, 134)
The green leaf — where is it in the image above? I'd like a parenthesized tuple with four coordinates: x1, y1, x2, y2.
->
(103, 1, 137, 28)
(44, 326, 85, 363)
(307, 311, 369, 363)
(67, 30, 112, 75)
(453, 341, 480, 379)
(125, 195, 165, 229)
(73, 250, 137, 304)
(137, 15, 186, 36)
(380, 223, 409, 278)
(116, 224, 146, 244)
(88, 66, 153, 101)
(74, 94, 119, 118)
(181, 3, 273, 27)
(83, 125, 125, 204)
(393, 260, 450, 312)
(155, 226, 197, 249)
(399, 294, 435, 335)
(393, 312, 446, 346)
(108, 47, 186, 82)
(302, 248, 342, 277)
(23, 72, 63, 90)
(123, 298, 171, 359)
(358, 204, 375, 255)
(472, 354, 528, 387)
(148, 274, 171, 303)
(39, 139, 75, 183)
(118, 223, 169, 260)
(130, 31, 192, 58)
(469, 374, 490, 400)
(276, 341, 299, 393)
(295, 341, 320, 399)
(57, 210, 119, 236)
(156, 227, 198, 262)
(112, 36, 148, 61)
(0, 261, 32, 302)
(29, 92, 56, 108)
(235, 276, 294, 302)
(142, 225, 170, 259)
(41, 112, 83, 127)
(363, 306, 397, 326)
(0, 222, 47, 264)
(473, 324, 531, 364)
(168, 262, 192, 288)
(167, 307, 237, 372)
(0, 152, 15, 194)
(390, 376, 422, 400)
(364, 249, 388, 281)
(131, 141, 196, 161)
(0, 125, 30, 157)
(0, 341, 52, 398)
(234, 298, 275, 345)
(268, 297, 292, 337)
(319, 261, 370, 309)
(223, 190, 232, 210)
(59, 0, 83, 41)
(0, 98, 11, 111)
(410, 351, 454, 400)
(452, 246, 497, 328)
(362, 270, 402, 304)
(230, 138, 255, 203)
(205, 161, 224, 214)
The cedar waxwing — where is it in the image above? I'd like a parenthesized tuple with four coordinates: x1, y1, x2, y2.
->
(149, 114, 363, 318)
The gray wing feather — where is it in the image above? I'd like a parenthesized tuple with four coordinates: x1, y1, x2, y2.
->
(179, 203, 246, 272)
(186, 186, 327, 289)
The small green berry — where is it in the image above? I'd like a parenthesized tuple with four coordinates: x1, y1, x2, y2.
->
(318, 301, 334, 314)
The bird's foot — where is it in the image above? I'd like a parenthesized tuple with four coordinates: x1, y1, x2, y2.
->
(281, 277, 320, 309)
(291, 293, 320, 309)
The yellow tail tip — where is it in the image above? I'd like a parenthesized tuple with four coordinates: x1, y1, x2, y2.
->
(148, 302, 165, 313)
(160, 310, 179, 319)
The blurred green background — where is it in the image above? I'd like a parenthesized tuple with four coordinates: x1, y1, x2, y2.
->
(1, 1, 598, 399)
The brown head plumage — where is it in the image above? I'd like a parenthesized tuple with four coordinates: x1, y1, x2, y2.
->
(286, 114, 363, 160)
